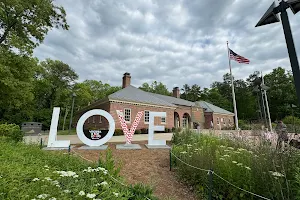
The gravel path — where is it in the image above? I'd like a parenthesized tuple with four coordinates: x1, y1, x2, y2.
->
(73, 141, 198, 200)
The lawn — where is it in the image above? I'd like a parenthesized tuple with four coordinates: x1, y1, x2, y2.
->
(0, 138, 157, 200)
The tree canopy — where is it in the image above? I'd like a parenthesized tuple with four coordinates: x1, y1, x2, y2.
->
(0, 0, 68, 54)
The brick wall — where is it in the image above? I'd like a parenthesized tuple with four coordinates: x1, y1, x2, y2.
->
(212, 113, 234, 130)
(110, 102, 175, 130)
(73, 102, 110, 130)
(204, 112, 213, 129)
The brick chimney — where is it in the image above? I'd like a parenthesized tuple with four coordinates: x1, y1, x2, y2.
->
(122, 72, 131, 88)
(172, 87, 180, 98)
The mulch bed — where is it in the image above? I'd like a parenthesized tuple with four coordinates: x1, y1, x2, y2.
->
(72, 141, 198, 200)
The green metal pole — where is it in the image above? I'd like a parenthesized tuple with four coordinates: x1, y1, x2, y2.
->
(209, 169, 213, 200)
(169, 149, 172, 171)
(40, 138, 43, 149)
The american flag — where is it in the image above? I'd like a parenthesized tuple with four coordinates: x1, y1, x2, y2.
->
(229, 48, 250, 64)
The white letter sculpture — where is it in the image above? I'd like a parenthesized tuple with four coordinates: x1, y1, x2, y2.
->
(147, 112, 167, 147)
(76, 109, 115, 147)
(47, 107, 70, 148)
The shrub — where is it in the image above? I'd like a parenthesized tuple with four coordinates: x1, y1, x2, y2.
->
(283, 115, 300, 126)
(172, 127, 176, 132)
(164, 128, 171, 133)
(141, 128, 148, 134)
(0, 123, 24, 142)
(114, 129, 123, 136)
(135, 129, 141, 134)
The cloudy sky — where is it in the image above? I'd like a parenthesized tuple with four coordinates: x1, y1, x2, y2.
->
(33, 0, 300, 90)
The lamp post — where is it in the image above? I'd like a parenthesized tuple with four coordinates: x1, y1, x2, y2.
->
(261, 72, 272, 132)
(68, 93, 76, 134)
(255, 0, 300, 106)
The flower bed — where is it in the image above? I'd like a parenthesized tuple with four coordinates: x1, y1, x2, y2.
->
(171, 130, 300, 199)
(0, 139, 157, 199)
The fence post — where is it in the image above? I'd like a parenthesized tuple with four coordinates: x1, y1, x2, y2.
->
(68, 145, 71, 154)
(40, 138, 43, 149)
(169, 149, 172, 171)
(209, 169, 213, 200)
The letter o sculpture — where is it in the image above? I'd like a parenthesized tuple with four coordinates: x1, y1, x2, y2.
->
(76, 109, 115, 147)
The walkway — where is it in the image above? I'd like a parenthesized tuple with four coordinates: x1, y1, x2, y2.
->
(24, 133, 173, 145)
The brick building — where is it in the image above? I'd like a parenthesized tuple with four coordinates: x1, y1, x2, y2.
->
(198, 101, 234, 129)
(74, 73, 234, 131)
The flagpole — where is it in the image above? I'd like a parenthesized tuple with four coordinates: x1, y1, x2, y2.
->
(261, 71, 273, 132)
(227, 41, 239, 131)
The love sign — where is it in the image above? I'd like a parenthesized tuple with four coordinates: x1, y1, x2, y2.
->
(47, 107, 167, 148)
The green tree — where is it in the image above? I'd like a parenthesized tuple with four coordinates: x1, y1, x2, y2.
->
(0, 0, 68, 54)
(139, 81, 171, 96)
(180, 84, 201, 101)
(32, 59, 78, 129)
(0, 47, 38, 124)
(264, 67, 298, 120)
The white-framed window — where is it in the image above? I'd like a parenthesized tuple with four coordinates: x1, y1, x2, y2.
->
(99, 116, 102, 123)
(228, 118, 231, 124)
(124, 108, 131, 122)
(217, 117, 220, 125)
(223, 118, 226, 125)
(161, 117, 166, 124)
(144, 110, 150, 123)
(92, 116, 95, 123)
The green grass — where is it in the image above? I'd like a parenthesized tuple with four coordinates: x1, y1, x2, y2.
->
(57, 129, 76, 135)
(0, 138, 158, 200)
(171, 130, 300, 200)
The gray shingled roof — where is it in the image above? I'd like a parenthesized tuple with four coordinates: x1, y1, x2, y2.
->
(198, 101, 234, 115)
(150, 93, 196, 107)
(108, 85, 176, 107)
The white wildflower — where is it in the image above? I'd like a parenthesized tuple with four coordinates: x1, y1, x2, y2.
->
(86, 193, 96, 198)
(269, 171, 285, 177)
(32, 178, 39, 182)
(44, 177, 52, 181)
(44, 165, 49, 168)
(223, 154, 230, 157)
(100, 181, 108, 186)
(220, 145, 225, 148)
(73, 175, 79, 178)
(187, 144, 192, 147)
(224, 149, 230, 152)
(63, 190, 71, 193)
(219, 158, 225, 161)
(37, 194, 48, 199)
(227, 147, 234, 150)
(79, 191, 85, 196)
(237, 163, 243, 166)
(180, 151, 187, 154)
(49, 198, 56, 200)
(232, 161, 237, 164)
(45, 169, 49, 171)
(113, 192, 119, 197)
(245, 166, 251, 170)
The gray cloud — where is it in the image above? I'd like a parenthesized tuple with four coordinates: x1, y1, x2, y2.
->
(33, 0, 300, 91)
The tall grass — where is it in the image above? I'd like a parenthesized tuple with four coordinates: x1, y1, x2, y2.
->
(0, 139, 157, 199)
(171, 130, 300, 200)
